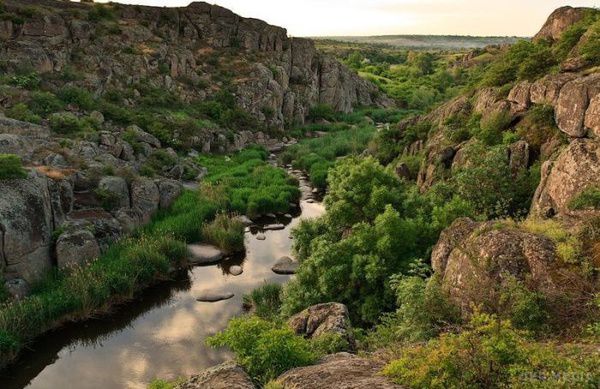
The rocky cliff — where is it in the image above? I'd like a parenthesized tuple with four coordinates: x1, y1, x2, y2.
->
(0, 0, 391, 130)
(0, 0, 390, 297)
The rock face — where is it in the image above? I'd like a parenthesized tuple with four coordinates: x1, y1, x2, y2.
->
(55, 229, 100, 270)
(276, 353, 402, 389)
(532, 139, 600, 217)
(288, 303, 355, 348)
(176, 361, 254, 389)
(0, 171, 54, 283)
(98, 176, 130, 210)
(432, 218, 559, 314)
(0, 0, 391, 130)
(533, 6, 589, 42)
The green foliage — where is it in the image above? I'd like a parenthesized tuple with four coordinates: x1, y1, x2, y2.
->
(570, 186, 600, 211)
(0, 154, 27, 180)
(471, 110, 512, 146)
(29, 91, 64, 116)
(58, 86, 96, 111)
(5, 103, 41, 124)
(579, 20, 600, 65)
(87, 4, 114, 22)
(197, 147, 300, 218)
(206, 316, 316, 384)
(281, 124, 376, 189)
(520, 219, 582, 265)
(516, 104, 562, 151)
(201, 213, 245, 253)
(451, 142, 538, 219)
(94, 187, 121, 211)
(48, 112, 94, 135)
(309, 332, 351, 355)
(8, 72, 40, 89)
(147, 379, 176, 389)
(498, 275, 549, 333)
(383, 312, 600, 389)
(367, 272, 460, 347)
(307, 104, 335, 122)
(243, 283, 283, 320)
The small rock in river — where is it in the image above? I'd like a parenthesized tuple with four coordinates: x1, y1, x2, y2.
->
(196, 291, 235, 302)
(272, 256, 299, 275)
(266, 213, 277, 219)
(229, 265, 243, 276)
(284, 214, 293, 219)
(188, 244, 224, 265)
(264, 224, 285, 231)
(256, 234, 266, 240)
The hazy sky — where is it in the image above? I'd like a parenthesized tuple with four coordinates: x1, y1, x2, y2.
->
(100, 0, 600, 37)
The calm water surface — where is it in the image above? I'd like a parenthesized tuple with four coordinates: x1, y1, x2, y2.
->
(0, 199, 324, 389)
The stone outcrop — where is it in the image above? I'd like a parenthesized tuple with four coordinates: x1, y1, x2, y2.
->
(1, 0, 392, 130)
(176, 361, 254, 389)
(55, 229, 100, 270)
(0, 171, 55, 283)
(533, 6, 589, 42)
(432, 218, 561, 315)
(532, 138, 600, 217)
(288, 303, 355, 349)
(276, 353, 402, 389)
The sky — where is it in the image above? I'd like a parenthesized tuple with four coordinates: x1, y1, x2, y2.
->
(100, 0, 600, 37)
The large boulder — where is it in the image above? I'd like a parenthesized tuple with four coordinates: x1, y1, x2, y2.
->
(176, 361, 254, 389)
(276, 353, 402, 389)
(55, 229, 100, 270)
(288, 303, 355, 349)
(532, 139, 600, 217)
(157, 179, 183, 209)
(98, 176, 130, 210)
(555, 74, 600, 138)
(432, 218, 560, 315)
(0, 171, 54, 282)
(533, 6, 589, 42)
(130, 177, 160, 224)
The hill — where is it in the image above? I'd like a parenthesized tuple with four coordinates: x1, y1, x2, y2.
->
(315, 35, 523, 50)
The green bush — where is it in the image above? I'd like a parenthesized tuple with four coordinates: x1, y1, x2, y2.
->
(0, 154, 27, 179)
(48, 112, 90, 135)
(206, 316, 316, 385)
(87, 4, 114, 21)
(8, 72, 40, 89)
(243, 283, 283, 320)
(201, 213, 245, 253)
(579, 21, 600, 65)
(58, 86, 96, 111)
(367, 272, 459, 347)
(307, 104, 335, 122)
(5, 103, 41, 124)
(471, 110, 512, 146)
(498, 275, 549, 333)
(383, 312, 600, 389)
(29, 91, 64, 115)
(569, 186, 600, 211)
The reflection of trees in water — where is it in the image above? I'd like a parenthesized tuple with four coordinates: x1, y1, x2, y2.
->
(0, 271, 192, 389)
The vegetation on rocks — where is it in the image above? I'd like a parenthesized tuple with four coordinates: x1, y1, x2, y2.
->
(0, 154, 27, 179)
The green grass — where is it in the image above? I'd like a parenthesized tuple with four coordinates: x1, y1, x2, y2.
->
(570, 186, 600, 211)
(201, 213, 245, 253)
(0, 154, 27, 179)
(279, 125, 376, 189)
(0, 145, 301, 368)
(197, 146, 300, 218)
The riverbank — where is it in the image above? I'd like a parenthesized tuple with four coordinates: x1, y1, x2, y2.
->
(0, 146, 300, 371)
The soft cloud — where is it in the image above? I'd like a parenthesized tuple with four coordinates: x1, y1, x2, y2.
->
(101, 0, 600, 36)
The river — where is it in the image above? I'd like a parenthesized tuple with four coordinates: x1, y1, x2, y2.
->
(0, 167, 324, 389)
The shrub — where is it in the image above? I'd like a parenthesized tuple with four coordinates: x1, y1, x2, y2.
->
(87, 4, 114, 21)
(307, 104, 335, 122)
(29, 91, 64, 115)
(570, 186, 600, 211)
(206, 316, 316, 384)
(383, 312, 599, 389)
(243, 283, 283, 319)
(94, 187, 121, 211)
(48, 112, 89, 135)
(309, 332, 351, 355)
(520, 219, 582, 265)
(8, 72, 40, 89)
(472, 110, 512, 146)
(58, 86, 96, 111)
(0, 154, 27, 179)
(498, 275, 549, 333)
(516, 104, 561, 151)
(201, 213, 245, 253)
(580, 21, 600, 65)
(5, 103, 41, 124)
(366, 272, 459, 347)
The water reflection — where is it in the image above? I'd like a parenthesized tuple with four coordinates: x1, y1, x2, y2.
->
(0, 200, 325, 389)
